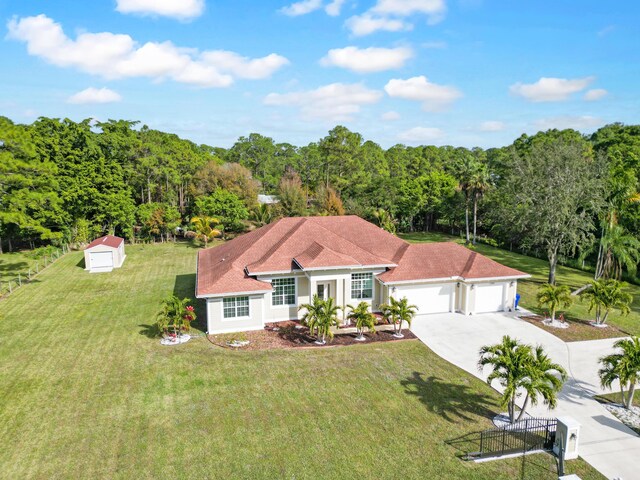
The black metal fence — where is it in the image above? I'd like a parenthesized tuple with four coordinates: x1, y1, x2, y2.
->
(448, 417, 557, 461)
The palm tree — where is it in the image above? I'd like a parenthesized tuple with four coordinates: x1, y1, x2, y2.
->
(469, 164, 490, 245)
(346, 302, 377, 341)
(190, 216, 222, 247)
(536, 284, 573, 322)
(454, 155, 481, 245)
(580, 279, 633, 326)
(595, 224, 640, 280)
(380, 296, 417, 338)
(478, 336, 567, 423)
(516, 345, 567, 422)
(299, 295, 340, 345)
(250, 204, 274, 227)
(372, 208, 397, 235)
(156, 295, 194, 339)
(599, 337, 640, 409)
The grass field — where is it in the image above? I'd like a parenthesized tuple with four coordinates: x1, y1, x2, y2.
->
(0, 242, 603, 479)
(400, 232, 640, 336)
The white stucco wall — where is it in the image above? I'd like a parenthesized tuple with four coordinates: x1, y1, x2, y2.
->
(84, 242, 125, 272)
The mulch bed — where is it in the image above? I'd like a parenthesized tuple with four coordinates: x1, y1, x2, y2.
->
(520, 314, 630, 342)
(208, 320, 416, 351)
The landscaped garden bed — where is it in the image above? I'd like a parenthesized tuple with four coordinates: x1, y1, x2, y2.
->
(208, 320, 417, 350)
(594, 393, 640, 436)
(520, 314, 630, 342)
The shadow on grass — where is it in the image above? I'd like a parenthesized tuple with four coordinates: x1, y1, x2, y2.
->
(76, 257, 86, 269)
(138, 323, 161, 338)
(173, 273, 207, 332)
(401, 372, 497, 423)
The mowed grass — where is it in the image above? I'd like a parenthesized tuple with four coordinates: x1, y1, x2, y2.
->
(0, 250, 36, 283)
(0, 242, 603, 479)
(401, 232, 640, 336)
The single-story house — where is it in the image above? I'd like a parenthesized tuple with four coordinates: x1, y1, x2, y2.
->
(84, 235, 126, 273)
(196, 216, 529, 334)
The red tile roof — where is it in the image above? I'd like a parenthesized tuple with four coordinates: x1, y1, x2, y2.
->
(196, 216, 528, 297)
(86, 235, 124, 249)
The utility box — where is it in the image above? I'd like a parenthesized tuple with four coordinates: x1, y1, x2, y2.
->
(554, 416, 581, 461)
(558, 475, 581, 480)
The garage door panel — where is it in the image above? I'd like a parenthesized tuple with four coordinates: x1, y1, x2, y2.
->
(90, 252, 113, 268)
(396, 283, 453, 315)
(475, 283, 505, 313)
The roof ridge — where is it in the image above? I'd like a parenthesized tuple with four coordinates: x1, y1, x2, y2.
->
(244, 217, 307, 271)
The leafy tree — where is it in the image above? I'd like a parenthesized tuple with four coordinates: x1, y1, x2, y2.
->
(488, 132, 605, 284)
(346, 302, 377, 341)
(190, 216, 222, 247)
(316, 185, 345, 216)
(227, 133, 278, 190)
(580, 279, 633, 325)
(194, 189, 248, 232)
(190, 161, 259, 209)
(278, 173, 306, 217)
(478, 336, 567, 423)
(318, 126, 363, 191)
(380, 296, 417, 338)
(536, 284, 573, 321)
(599, 337, 640, 409)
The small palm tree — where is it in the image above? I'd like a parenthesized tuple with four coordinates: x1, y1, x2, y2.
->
(580, 279, 633, 326)
(156, 295, 195, 339)
(536, 284, 572, 322)
(478, 336, 567, 423)
(597, 224, 640, 280)
(380, 296, 417, 338)
(299, 294, 324, 338)
(190, 216, 222, 247)
(346, 302, 377, 341)
(599, 337, 640, 409)
(373, 208, 397, 235)
(299, 295, 340, 345)
(250, 204, 274, 227)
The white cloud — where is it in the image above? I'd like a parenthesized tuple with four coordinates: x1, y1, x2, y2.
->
(7, 15, 288, 88)
(384, 75, 462, 111)
(115, 0, 205, 20)
(381, 111, 401, 121)
(509, 76, 594, 102)
(533, 115, 603, 131)
(372, 0, 446, 24)
(325, 0, 347, 16)
(478, 120, 505, 132)
(264, 82, 383, 121)
(280, 0, 323, 16)
(584, 88, 608, 101)
(320, 46, 412, 73)
(398, 126, 445, 143)
(68, 87, 122, 104)
(345, 14, 412, 36)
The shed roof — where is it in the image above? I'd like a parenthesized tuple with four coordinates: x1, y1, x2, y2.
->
(86, 235, 124, 249)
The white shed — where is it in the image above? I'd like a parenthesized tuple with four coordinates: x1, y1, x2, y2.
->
(84, 235, 126, 273)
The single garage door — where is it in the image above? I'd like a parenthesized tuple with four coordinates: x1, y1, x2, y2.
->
(90, 251, 113, 270)
(474, 283, 505, 313)
(395, 283, 453, 315)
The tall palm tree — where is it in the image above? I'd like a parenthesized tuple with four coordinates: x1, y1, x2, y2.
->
(346, 301, 377, 341)
(596, 224, 640, 280)
(380, 296, 417, 338)
(536, 284, 573, 322)
(454, 156, 478, 245)
(599, 336, 640, 409)
(478, 336, 567, 423)
(190, 216, 222, 247)
(516, 345, 567, 422)
(580, 279, 633, 326)
(469, 164, 490, 245)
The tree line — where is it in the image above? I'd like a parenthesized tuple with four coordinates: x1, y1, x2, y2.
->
(1, 116, 639, 284)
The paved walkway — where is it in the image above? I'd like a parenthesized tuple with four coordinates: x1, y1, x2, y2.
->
(410, 311, 639, 480)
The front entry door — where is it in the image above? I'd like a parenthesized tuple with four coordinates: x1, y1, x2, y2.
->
(317, 282, 330, 300)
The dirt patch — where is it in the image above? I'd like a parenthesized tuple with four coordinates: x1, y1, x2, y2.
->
(520, 314, 630, 342)
(208, 321, 416, 351)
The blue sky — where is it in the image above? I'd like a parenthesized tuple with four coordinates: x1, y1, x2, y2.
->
(1, 0, 638, 148)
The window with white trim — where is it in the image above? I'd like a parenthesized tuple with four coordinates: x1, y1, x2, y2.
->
(223, 296, 250, 318)
(272, 278, 296, 306)
(351, 273, 373, 299)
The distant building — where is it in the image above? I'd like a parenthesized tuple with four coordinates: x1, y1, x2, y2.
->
(257, 194, 279, 205)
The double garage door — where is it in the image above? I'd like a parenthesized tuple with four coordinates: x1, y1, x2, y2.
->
(394, 282, 507, 315)
(395, 283, 454, 315)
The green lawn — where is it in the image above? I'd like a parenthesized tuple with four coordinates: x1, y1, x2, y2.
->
(400, 232, 640, 336)
(0, 242, 602, 479)
(0, 250, 36, 283)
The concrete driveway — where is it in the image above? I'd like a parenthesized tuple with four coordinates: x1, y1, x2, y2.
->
(411, 311, 640, 480)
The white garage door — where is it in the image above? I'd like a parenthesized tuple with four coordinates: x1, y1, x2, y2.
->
(90, 251, 113, 269)
(474, 283, 505, 313)
(395, 283, 453, 315)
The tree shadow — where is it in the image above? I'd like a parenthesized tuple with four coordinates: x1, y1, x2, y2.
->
(401, 372, 497, 423)
(138, 323, 161, 339)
